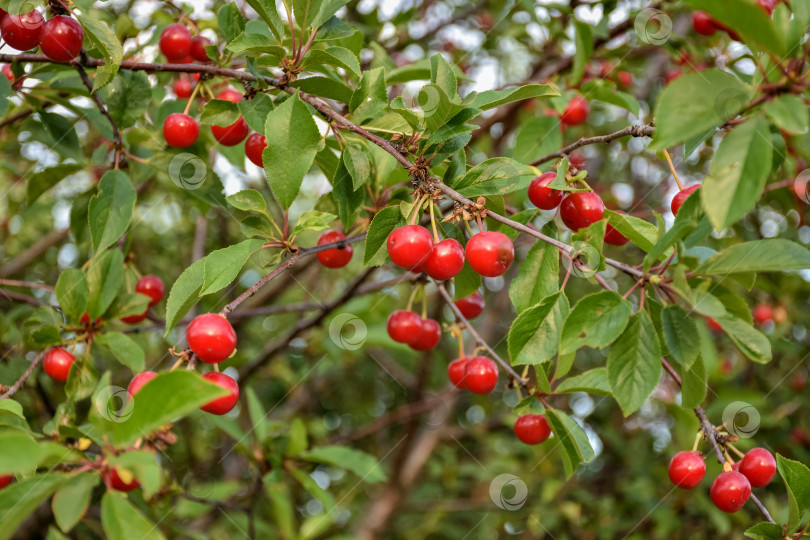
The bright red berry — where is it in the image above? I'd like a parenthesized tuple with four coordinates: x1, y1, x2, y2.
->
(528, 172, 564, 210)
(710, 471, 751, 513)
(200, 372, 239, 415)
(163, 113, 199, 148)
(159, 23, 192, 61)
(127, 371, 158, 397)
(409, 318, 441, 351)
(135, 275, 164, 307)
(559, 192, 605, 232)
(464, 356, 499, 395)
(604, 210, 630, 246)
(120, 310, 148, 325)
(1, 64, 13, 82)
(692, 11, 718, 35)
(0, 11, 43, 51)
(43, 347, 75, 382)
(211, 117, 249, 146)
(424, 238, 465, 281)
(617, 70, 633, 88)
(190, 35, 212, 62)
(514, 414, 552, 445)
(173, 76, 193, 98)
(103, 467, 140, 492)
(186, 313, 237, 364)
(664, 68, 682, 84)
(454, 291, 485, 320)
(752, 304, 773, 326)
(387, 225, 433, 270)
(39, 15, 83, 62)
(465, 232, 514, 277)
(387, 310, 422, 344)
(448, 357, 469, 389)
(671, 184, 701, 216)
(245, 133, 267, 167)
(739, 448, 777, 487)
(216, 88, 243, 103)
(667, 451, 706, 489)
(569, 151, 586, 170)
(706, 317, 723, 333)
(316, 230, 353, 268)
(560, 96, 589, 126)
(0, 475, 12, 489)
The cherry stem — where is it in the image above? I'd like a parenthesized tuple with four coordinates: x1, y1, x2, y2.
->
(406, 284, 419, 312)
(664, 150, 684, 191)
(183, 81, 202, 115)
(560, 261, 573, 290)
(727, 443, 746, 459)
(420, 290, 427, 320)
(691, 430, 702, 452)
(428, 201, 440, 243)
(462, 219, 475, 238)
(409, 193, 427, 225)
(457, 333, 465, 359)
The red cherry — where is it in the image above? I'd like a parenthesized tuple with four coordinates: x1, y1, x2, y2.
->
(316, 230, 353, 268)
(211, 117, 249, 146)
(739, 448, 777, 487)
(465, 232, 514, 277)
(387, 310, 422, 344)
(604, 210, 630, 246)
(0, 475, 12, 489)
(186, 313, 237, 364)
(424, 238, 465, 281)
(409, 318, 441, 351)
(752, 304, 773, 326)
(757, 0, 778, 15)
(135, 275, 164, 307)
(569, 151, 586, 170)
(200, 371, 239, 415)
(120, 310, 148, 325)
(692, 11, 718, 35)
(617, 71, 633, 88)
(245, 133, 267, 167)
(559, 192, 605, 232)
(664, 68, 682, 84)
(560, 96, 589, 126)
(43, 347, 75, 382)
(710, 471, 751, 513)
(173, 76, 193, 98)
(464, 356, 499, 394)
(387, 225, 433, 270)
(1, 64, 13, 82)
(39, 15, 83, 62)
(454, 291, 485, 320)
(103, 467, 140, 492)
(127, 371, 158, 397)
(528, 172, 564, 210)
(159, 23, 192, 61)
(671, 184, 701, 216)
(706, 317, 723, 333)
(216, 88, 243, 103)
(80, 312, 100, 325)
(668, 451, 706, 489)
(190, 35, 212, 62)
(163, 113, 199, 148)
(0, 11, 43, 51)
(448, 357, 469, 389)
(514, 414, 552, 445)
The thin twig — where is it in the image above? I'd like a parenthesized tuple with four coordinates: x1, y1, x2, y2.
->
(1, 348, 52, 399)
(530, 124, 655, 167)
(75, 62, 122, 168)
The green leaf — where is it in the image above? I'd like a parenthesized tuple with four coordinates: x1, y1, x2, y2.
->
(89, 170, 136, 253)
(695, 239, 810, 275)
(512, 116, 562, 165)
(0, 432, 84, 474)
(471, 84, 558, 111)
(544, 409, 594, 479)
(559, 291, 632, 354)
(298, 446, 387, 483)
(218, 2, 245, 42)
(777, 454, 810, 532)
(0, 474, 68, 540)
(363, 206, 403, 266)
(643, 191, 704, 269)
(40, 112, 80, 157)
(53, 473, 99, 533)
(606, 311, 662, 416)
(95, 332, 145, 373)
(661, 305, 699, 368)
(713, 315, 772, 363)
(108, 292, 149, 320)
(745, 522, 785, 540)
(291, 209, 337, 238)
(343, 141, 372, 190)
(226, 32, 285, 57)
(571, 21, 594, 85)
(452, 157, 536, 197)
(245, 387, 268, 443)
(453, 262, 481, 300)
(582, 81, 640, 116)
(509, 239, 559, 314)
(702, 117, 772, 230)
(55, 269, 88, 321)
(650, 69, 753, 151)
(107, 451, 161, 498)
(239, 93, 275, 133)
(304, 46, 361, 77)
(65, 355, 98, 401)
(102, 71, 151, 129)
(200, 99, 241, 127)
(680, 355, 707, 409)
(227, 189, 269, 214)
(764, 94, 809, 135)
(77, 15, 123, 91)
(683, 0, 787, 56)
(310, 0, 350, 29)
(101, 491, 167, 540)
(27, 163, 83, 205)
(291, 76, 353, 103)
(555, 368, 611, 396)
(349, 67, 386, 113)
(262, 93, 321, 209)
(244, 0, 284, 43)
(266, 481, 297, 537)
(331, 158, 363, 230)
(507, 292, 569, 366)
(430, 53, 458, 97)
(201, 239, 266, 296)
(415, 84, 465, 133)
(604, 210, 660, 253)
(86, 249, 124, 319)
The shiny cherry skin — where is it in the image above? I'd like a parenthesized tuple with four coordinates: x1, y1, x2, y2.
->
(604, 210, 630, 246)
(186, 313, 237, 364)
(127, 371, 158, 397)
(135, 275, 164, 307)
(316, 230, 353, 268)
(668, 451, 706, 489)
(120, 310, 148, 325)
(44, 347, 75, 382)
(569, 151, 586, 170)
(190, 35, 212, 62)
(200, 372, 240, 415)
(173, 76, 193, 98)
(671, 184, 701, 216)
(454, 291, 485, 320)
(706, 316, 723, 333)
(752, 304, 773, 326)
(39, 15, 83, 62)
(387, 225, 433, 270)
(559, 192, 605, 232)
(424, 238, 465, 281)
(692, 11, 718, 35)
(710, 471, 751, 513)
(1, 11, 43, 51)
(216, 88, 243, 103)
(514, 414, 552, 445)
(245, 133, 267, 167)
(163, 113, 199, 148)
(464, 356, 499, 395)
(103, 467, 140, 492)
(448, 357, 469, 389)
(0, 475, 12, 489)
(739, 448, 777, 487)
(560, 96, 589, 126)
(409, 319, 441, 351)
(387, 310, 422, 344)
(159, 23, 192, 61)
(211, 117, 249, 146)
(465, 232, 514, 277)
(528, 172, 564, 210)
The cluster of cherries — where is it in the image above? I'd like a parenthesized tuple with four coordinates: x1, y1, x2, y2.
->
(692, 0, 777, 38)
(668, 446, 777, 513)
(0, 8, 83, 62)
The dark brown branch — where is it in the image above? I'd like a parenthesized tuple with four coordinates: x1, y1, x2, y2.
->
(1, 348, 52, 399)
(530, 124, 655, 166)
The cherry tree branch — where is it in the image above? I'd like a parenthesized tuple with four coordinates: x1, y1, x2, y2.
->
(0, 279, 54, 292)
(75, 62, 122, 168)
(530, 124, 655, 166)
(0, 348, 52, 399)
